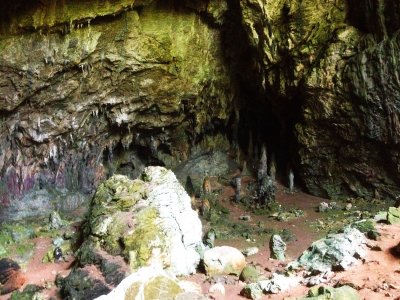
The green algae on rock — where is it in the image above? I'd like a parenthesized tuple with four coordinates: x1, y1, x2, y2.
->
(79, 166, 203, 276)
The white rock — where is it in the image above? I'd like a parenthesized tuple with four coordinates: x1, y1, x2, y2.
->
(209, 283, 225, 295)
(142, 166, 203, 275)
(242, 247, 259, 257)
(203, 246, 246, 276)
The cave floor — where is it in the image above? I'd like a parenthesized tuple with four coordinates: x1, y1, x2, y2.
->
(1, 175, 398, 299)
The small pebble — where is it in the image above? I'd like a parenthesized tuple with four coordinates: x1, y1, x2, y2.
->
(209, 283, 225, 295)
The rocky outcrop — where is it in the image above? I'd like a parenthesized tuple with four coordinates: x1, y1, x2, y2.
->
(0, 0, 233, 220)
(79, 166, 203, 276)
(235, 0, 400, 199)
(1, 0, 400, 217)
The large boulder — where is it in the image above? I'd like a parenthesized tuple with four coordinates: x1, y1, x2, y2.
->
(80, 166, 203, 276)
(94, 265, 202, 300)
(203, 246, 246, 276)
(289, 227, 367, 273)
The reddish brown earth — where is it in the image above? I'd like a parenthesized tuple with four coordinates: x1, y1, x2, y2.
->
(1, 176, 399, 300)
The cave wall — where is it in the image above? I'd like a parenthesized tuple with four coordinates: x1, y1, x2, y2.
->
(236, 0, 400, 199)
(0, 0, 233, 220)
(1, 0, 400, 221)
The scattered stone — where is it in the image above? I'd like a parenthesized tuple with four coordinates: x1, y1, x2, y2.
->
(203, 246, 246, 276)
(241, 273, 300, 299)
(52, 237, 65, 248)
(269, 234, 286, 261)
(49, 211, 65, 230)
(203, 229, 216, 249)
(208, 275, 237, 285)
(289, 227, 367, 273)
(345, 203, 353, 211)
(209, 282, 225, 295)
(240, 265, 261, 283)
(239, 215, 251, 221)
(258, 273, 300, 294)
(240, 282, 263, 300)
(302, 271, 334, 286)
(242, 247, 259, 257)
(387, 207, 400, 224)
(318, 202, 329, 212)
(301, 285, 360, 299)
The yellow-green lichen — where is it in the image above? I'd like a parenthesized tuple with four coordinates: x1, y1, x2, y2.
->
(123, 207, 164, 270)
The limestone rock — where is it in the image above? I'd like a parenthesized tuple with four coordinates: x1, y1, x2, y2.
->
(241, 273, 300, 299)
(269, 234, 286, 261)
(209, 282, 225, 296)
(289, 227, 367, 273)
(203, 246, 246, 276)
(94, 265, 185, 300)
(49, 211, 65, 230)
(387, 207, 400, 224)
(240, 282, 263, 300)
(80, 166, 203, 276)
(242, 247, 259, 257)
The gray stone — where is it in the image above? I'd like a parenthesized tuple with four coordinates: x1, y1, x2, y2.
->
(289, 227, 367, 273)
(242, 247, 259, 257)
(318, 202, 330, 212)
(49, 211, 65, 230)
(270, 234, 286, 260)
(240, 282, 263, 300)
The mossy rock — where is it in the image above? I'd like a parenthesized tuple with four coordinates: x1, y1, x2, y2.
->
(123, 207, 164, 269)
(143, 276, 182, 300)
(350, 219, 375, 233)
(240, 265, 261, 283)
(387, 207, 400, 224)
(302, 285, 360, 300)
(10, 285, 44, 300)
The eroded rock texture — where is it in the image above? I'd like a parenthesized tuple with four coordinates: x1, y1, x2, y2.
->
(1, 0, 400, 220)
(0, 0, 233, 220)
(235, 0, 400, 199)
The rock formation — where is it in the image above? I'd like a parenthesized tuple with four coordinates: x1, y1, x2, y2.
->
(1, 0, 400, 220)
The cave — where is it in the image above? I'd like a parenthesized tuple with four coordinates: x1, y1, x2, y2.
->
(0, 0, 400, 299)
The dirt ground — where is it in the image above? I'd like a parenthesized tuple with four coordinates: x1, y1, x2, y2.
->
(1, 176, 399, 300)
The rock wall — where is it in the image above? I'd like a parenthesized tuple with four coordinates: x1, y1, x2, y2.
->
(1, 0, 400, 220)
(0, 0, 233, 220)
(235, 0, 400, 199)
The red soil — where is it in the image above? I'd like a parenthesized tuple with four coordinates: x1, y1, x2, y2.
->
(1, 176, 399, 300)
